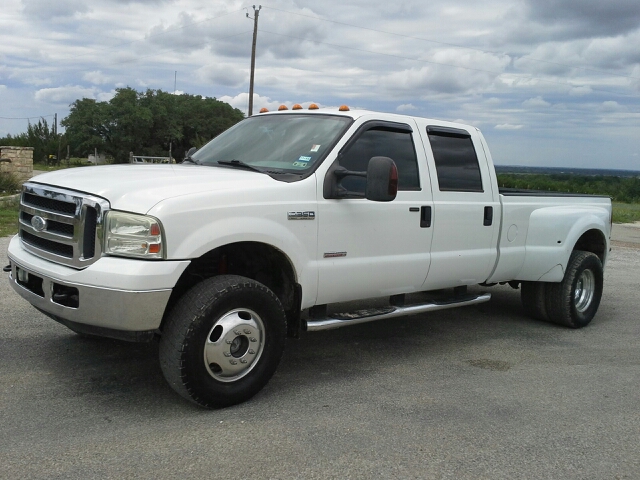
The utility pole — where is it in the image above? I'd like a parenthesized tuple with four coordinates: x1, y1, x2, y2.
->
(247, 5, 261, 116)
(54, 113, 61, 166)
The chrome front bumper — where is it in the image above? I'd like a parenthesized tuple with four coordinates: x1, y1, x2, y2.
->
(7, 235, 189, 337)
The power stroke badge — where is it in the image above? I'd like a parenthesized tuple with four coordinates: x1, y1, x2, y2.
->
(287, 211, 316, 220)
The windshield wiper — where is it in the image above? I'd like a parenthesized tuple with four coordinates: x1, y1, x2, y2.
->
(217, 159, 263, 173)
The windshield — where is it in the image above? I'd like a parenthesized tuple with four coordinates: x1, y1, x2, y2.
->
(191, 114, 353, 174)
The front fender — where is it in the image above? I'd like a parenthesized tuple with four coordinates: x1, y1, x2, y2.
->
(146, 185, 319, 302)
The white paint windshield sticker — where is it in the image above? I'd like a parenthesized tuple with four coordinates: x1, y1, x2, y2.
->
(298, 155, 312, 161)
(310, 144, 321, 152)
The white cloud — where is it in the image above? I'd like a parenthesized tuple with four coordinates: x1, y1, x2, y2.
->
(82, 71, 112, 85)
(96, 90, 116, 102)
(34, 85, 98, 104)
(396, 103, 417, 111)
(522, 96, 550, 108)
(21, 76, 54, 86)
(599, 101, 626, 113)
(495, 124, 524, 130)
(218, 92, 324, 116)
(569, 86, 593, 96)
(195, 63, 246, 88)
(22, 0, 89, 20)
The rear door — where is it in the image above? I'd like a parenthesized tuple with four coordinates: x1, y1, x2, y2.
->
(414, 123, 500, 289)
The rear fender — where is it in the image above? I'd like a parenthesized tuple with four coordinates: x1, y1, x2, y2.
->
(517, 206, 609, 282)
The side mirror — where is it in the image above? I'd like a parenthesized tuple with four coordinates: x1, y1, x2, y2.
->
(186, 147, 197, 157)
(365, 156, 398, 202)
(323, 156, 398, 201)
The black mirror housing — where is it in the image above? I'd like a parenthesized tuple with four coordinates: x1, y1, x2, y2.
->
(365, 156, 398, 202)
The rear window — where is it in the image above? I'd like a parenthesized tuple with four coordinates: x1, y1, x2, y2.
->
(427, 126, 483, 192)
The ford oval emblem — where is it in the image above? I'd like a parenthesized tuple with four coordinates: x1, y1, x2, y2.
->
(31, 215, 47, 232)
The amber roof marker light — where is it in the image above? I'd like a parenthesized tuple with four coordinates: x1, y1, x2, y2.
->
(339, 105, 350, 111)
(259, 107, 269, 113)
(292, 104, 303, 110)
(308, 104, 319, 110)
(278, 104, 289, 111)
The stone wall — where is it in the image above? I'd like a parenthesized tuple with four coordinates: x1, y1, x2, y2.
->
(0, 146, 34, 184)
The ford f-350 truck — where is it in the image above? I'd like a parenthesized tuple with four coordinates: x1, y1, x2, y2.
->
(6, 106, 612, 408)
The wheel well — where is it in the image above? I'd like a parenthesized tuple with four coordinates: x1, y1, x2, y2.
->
(573, 229, 607, 263)
(160, 242, 299, 332)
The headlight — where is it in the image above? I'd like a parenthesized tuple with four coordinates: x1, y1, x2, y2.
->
(104, 211, 164, 259)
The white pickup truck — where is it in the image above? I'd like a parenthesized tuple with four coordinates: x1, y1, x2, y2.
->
(6, 106, 612, 408)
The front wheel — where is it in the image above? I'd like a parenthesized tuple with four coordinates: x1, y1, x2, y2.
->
(159, 275, 287, 408)
(545, 250, 603, 328)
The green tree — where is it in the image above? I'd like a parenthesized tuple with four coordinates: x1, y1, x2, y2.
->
(61, 88, 245, 163)
(0, 118, 65, 165)
(62, 98, 109, 158)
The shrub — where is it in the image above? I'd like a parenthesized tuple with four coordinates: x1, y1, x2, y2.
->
(0, 171, 21, 196)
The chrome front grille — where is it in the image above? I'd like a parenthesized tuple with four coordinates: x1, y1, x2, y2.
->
(19, 183, 110, 269)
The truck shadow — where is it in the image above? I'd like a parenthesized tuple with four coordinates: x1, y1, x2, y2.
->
(20, 285, 580, 413)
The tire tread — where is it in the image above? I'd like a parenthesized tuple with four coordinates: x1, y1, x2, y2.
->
(545, 250, 603, 329)
(159, 275, 286, 408)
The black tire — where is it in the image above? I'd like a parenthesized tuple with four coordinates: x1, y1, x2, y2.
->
(159, 275, 287, 408)
(545, 250, 603, 328)
(520, 281, 548, 321)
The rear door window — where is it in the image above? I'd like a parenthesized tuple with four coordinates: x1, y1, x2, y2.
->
(427, 126, 483, 192)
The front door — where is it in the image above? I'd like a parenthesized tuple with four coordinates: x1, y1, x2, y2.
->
(315, 119, 434, 305)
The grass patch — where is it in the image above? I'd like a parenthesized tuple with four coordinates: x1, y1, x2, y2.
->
(612, 202, 640, 224)
(0, 199, 19, 237)
(33, 158, 94, 171)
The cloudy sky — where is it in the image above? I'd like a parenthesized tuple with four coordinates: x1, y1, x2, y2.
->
(1, 0, 639, 169)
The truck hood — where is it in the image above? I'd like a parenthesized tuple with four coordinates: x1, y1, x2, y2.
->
(29, 164, 280, 213)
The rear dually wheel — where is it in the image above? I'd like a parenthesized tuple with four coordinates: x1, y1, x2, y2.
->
(545, 250, 603, 328)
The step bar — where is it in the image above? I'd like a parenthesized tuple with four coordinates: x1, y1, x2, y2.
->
(305, 293, 491, 332)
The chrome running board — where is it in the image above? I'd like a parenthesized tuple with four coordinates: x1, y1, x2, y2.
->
(305, 293, 491, 332)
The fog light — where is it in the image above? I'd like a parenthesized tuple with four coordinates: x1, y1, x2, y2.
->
(17, 267, 29, 283)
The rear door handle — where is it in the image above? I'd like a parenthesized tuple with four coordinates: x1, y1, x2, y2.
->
(483, 206, 493, 226)
(420, 206, 432, 228)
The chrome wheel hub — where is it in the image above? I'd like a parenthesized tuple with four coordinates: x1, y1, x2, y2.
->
(574, 269, 595, 313)
(204, 308, 265, 382)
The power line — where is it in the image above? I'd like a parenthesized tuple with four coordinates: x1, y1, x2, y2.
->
(0, 114, 56, 120)
(262, 5, 640, 82)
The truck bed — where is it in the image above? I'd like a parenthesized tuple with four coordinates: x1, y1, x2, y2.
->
(499, 187, 610, 198)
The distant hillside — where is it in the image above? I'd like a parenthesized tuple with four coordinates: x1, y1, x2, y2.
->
(495, 165, 640, 178)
